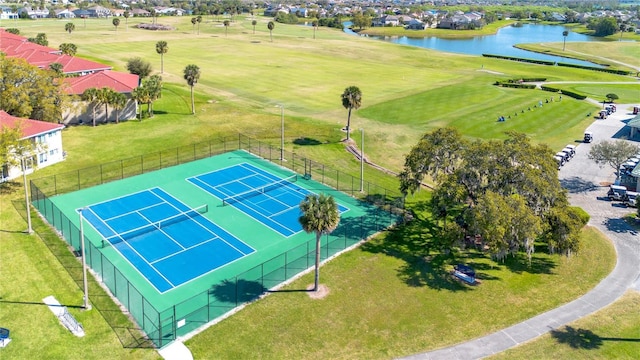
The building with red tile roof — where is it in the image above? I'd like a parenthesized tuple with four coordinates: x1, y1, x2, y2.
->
(0, 110, 65, 181)
(1, 28, 139, 124)
(63, 70, 139, 95)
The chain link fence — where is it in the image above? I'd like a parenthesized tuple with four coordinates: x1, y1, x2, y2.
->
(30, 134, 403, 348)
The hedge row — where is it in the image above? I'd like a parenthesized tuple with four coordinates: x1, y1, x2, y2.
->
(482, 53, 555, 65)
(556, 62, 632, 75)
(505, 77, 547, 83)
(540, 85, 560, 92)
(558, 89, 587, 100)
(483, 53, 633, 76)
(494, 82, 536, 89)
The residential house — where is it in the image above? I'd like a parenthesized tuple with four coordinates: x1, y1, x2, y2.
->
(0, 6, 19, 19)
(131, 8, 151, 17)
(407, 19, 426, 30)
(86, 5, 111, 18)
(18, 6, 50, 19)
(0, 111, 65, 182)
(55, 9, 76, 18)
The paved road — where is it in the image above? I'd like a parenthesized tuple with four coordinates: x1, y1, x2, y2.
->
(402, 105, 640, 360)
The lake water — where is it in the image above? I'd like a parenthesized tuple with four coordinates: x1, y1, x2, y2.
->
(344, 23, 603, 67)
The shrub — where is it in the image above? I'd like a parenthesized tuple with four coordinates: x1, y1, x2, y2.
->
(569, 206, 590, 226)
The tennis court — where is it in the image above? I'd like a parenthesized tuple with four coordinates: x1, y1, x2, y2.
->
(36, 147, 400, 346)
(80, 187, 254, 293)
(187, 163, 348, 237)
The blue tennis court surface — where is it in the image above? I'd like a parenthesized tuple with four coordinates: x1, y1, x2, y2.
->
(187, 163, 348, 237)
(80, 187, 255, 293)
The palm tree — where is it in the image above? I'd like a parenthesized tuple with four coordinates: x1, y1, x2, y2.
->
(111, 92, 127, 123)
(65, 22, 75, 35)
(196, 15, 202, 35)
(298, 193, 340, 292)
(252, 19, 257, 34)
(145, 75, 163, 117)
(224, 20, 230, 36)
(59, 43, 77, 56)
(341, 86, 362, 141)
(183, 64, 201, 115)
(112, 18, 120, 32)
(191, 17, 197, 33)
(155, 41, 168, 74)
(267, 21, 275, 42)
(123, 11, 130, 31)
(132, 86, 150, 121)
(49, 62, 64, 76)
(82, 88, 99, 126)
(97, 87, 114, 123)
(562, 30, 568, 51)
(312, 19, 318, 39)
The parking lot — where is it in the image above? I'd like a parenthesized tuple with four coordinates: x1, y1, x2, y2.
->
(559, 104, 639, 219)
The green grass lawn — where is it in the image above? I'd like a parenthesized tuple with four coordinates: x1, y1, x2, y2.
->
(489, 291, 640, 360)
(186, 226, 615, 359)
(0, 15, 633, 358)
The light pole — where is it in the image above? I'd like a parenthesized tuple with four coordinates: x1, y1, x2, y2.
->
(78, 208, 91, 310)
(276, 104, 284, 161)
(21, 156, 33, 234)
(360, 128, 364, 192)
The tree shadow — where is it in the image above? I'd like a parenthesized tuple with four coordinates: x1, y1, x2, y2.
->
(603, 218, 637, 235)
(293, 137, 322, 146)
(559, 177, 602, 194)
(551, 326, 603, 349)
(360, 205, 476, 291)
(501, 247, 557, 275)
(209, 279, 267, 304)
(0, 180, 21, 195)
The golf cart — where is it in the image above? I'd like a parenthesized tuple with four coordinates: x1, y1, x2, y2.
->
(634, 106, 639, 115)
(564, 145, 576, 157)
(625, 191, 639, 208)
(584, 132, 593, 143)
(553, 155, 564, 169)
(607, 185, 627, 201)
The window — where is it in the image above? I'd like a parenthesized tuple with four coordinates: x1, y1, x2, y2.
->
(39, 152, 48, 164)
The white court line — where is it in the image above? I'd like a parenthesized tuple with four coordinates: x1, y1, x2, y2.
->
(86, 203, 177, 289)
(151, 188, 256, 256)
(136, 209, 186, 251)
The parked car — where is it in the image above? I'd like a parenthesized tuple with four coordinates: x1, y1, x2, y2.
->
(624, 191, 639, 207)
(607, 185, 627, 201)
(584, 132, 593, 143)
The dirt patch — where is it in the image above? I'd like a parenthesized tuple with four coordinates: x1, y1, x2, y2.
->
(306, 284, 329, 299)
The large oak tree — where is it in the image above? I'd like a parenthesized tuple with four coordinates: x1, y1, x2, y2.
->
(399, 128, 584, 263)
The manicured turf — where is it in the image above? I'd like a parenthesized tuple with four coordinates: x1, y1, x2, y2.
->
(489, 291, 640, 360)
(1, 14, 634, 359)
(187, 226, 615, 359)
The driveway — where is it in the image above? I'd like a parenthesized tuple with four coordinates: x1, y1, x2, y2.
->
(402, 105, 640, 360)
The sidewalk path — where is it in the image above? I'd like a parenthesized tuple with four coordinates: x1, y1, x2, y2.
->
(401, 108, 640, 359)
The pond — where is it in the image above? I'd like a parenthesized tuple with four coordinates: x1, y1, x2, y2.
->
(344, 22, 604, 67)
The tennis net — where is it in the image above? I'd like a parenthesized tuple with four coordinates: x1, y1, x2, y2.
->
(102, 204, 208, 248)
(222, 175, 298, 206)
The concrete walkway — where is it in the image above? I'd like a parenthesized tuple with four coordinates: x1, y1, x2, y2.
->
(402, 105, 640, 360)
